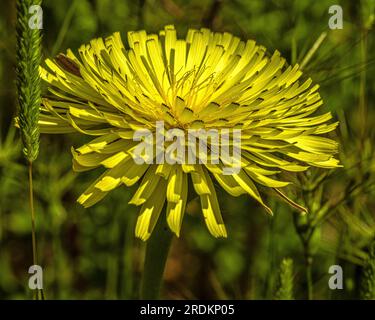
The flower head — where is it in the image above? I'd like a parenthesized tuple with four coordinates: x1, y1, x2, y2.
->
(38, 25, 339, 240)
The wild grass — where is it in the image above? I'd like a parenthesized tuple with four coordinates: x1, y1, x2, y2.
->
(15, 0, 43, 300)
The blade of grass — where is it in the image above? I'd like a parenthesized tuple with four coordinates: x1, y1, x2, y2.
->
(51, 0, 77, 56)
(300, 32, 327, 70)
(16, 0, 44, 300)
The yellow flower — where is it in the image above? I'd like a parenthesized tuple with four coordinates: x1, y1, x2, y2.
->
(38, 25, 339, 240)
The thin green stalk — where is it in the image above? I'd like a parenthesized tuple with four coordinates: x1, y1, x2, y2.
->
(293, 211, 314, 300)
(300, 32, 327, 70)
(51, 0, 77, 56)
(359, 29, 367, 142)
(28, 163, 44, 300)
(28, 163, 37, 269)
(291, 36, 297, 65)
(16, 0, 43, 300)
(141, 213, 173, 300)
(303, 241, 313, 300)
(274, 258, 294, 300)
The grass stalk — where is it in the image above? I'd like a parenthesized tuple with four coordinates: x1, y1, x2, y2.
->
(293, 211, 314, 300)
(51, 0, 77, 56)
(28, 162, 37, 269)
(303, 240, 313, 300)
(16, 0, 43, 299)
(300, 32, 327, 70)
(28, 162, 44, 300)
(274, 258, 294, 300)
(359, 29, 368, 142)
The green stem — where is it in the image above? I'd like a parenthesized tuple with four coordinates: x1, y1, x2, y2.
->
(303, 240, 313, 300)
(51, 0, 77, 56)
(28, 162, 44, 300)
(300, 32, 327, 70)
(359, 28, 367, 142)
(293, 210, 314, 300)
(141, 214, 173, 300)
(28, 163, 37, 268)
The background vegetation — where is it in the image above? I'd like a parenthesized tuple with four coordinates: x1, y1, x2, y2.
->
(0, 0, 374, 299)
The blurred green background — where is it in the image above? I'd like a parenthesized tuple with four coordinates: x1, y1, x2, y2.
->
(0, 0, 374, 299)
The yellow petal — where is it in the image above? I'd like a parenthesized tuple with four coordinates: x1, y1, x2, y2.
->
(198, 168, 227, 237)
(232, 169, 273, 215)
(166, 169, 188, 236)
(135, 179, 167, 241)
(129, 165, 160, 205)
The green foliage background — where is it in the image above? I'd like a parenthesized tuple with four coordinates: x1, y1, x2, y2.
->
(0, 0, 374, 299)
